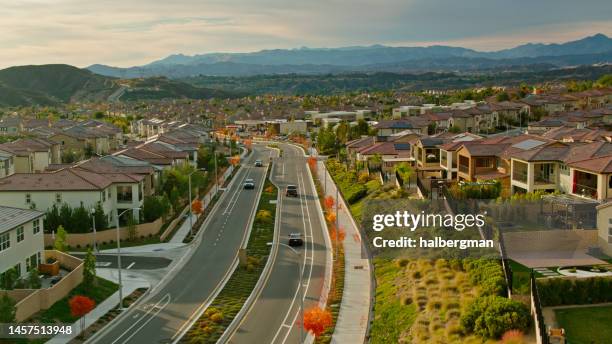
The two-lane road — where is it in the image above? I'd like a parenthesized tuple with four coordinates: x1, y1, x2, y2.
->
(227, 143, 330, 344)
(90, 145, 273, 344)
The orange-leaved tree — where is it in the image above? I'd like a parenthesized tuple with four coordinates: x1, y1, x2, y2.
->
(307, 156, 317, 172)
(324, 196, 335, 211)
(69, 295, 95, 337)
(326, 211, 336, 224)
(192, 199, 203, 215)
(303, 306, 332, 337)
(230, 155, 240, 166)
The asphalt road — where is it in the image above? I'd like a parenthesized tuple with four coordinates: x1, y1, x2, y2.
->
(90, 145, 273, 344)
(227, 143, 329, 344)
(71, 254, 172, 270)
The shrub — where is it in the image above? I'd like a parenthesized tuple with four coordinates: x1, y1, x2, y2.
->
(537, 276, 612, 306)
(255, 209, 273, 225)
(460, 296, 530, 339)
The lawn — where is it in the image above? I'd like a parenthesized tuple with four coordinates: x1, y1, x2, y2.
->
(370, 259, 417, 344)
(30, 277, 118, 324)
(555, 305, 612, 344)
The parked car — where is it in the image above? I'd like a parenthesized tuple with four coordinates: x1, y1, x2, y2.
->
(286, 185, 298, 197)
(255, 159, 263, 167)
(244, 178, 255, 189)
(288, 233, 304, 247)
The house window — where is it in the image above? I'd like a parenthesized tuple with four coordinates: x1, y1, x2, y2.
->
(102, 190, 106, 202)
(33, 219, 40, 235)
(116, 186, 133, 203)
(609, 176, 612, 189)
(608, 227, 612, 236)
(108, 189, 111, 199)
(17, 226, 24, 242)
(0, 232, 10, 252)
(55, 193, 62, 203)
(14, 263, 21, 277)
(25, 194, 31, 204)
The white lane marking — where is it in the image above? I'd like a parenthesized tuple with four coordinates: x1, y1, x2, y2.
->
(111, 293, 171, 344)
(279, 171, 316, 344)
(271, 156, 315, 344)
(126, 262, 135, 270)
(223, 166, 250, 215)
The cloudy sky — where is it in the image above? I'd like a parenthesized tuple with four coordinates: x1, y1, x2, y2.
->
(1, 0, 610, 68)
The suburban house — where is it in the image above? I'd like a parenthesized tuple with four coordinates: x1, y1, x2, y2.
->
(413, 137, 446, 178)
(0, 138, 61, 173)
(0, 116, 23, 136)
(439, 132, 483, 180)
(0, 151, 15, 178)
(50, 126, 110, 158)
(0, 206, 45, 279)
(135, 118, 167, 138)
(541, 127, 612, 143)
(376, 118, 430, 136)
(0, 168, 145, 224)
(76, 156, 160, 197)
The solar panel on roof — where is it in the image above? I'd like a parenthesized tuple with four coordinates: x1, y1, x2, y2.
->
(512, 139, 546, 150)
(393, 143, 410, 150)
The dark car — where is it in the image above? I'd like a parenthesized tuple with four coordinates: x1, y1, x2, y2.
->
(244, 178, 255, 189)
(255, 159, 263, 167)
(288, 233, 304, 247)
(286, 185, 298, 197)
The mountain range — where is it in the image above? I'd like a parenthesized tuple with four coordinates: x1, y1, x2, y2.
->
(88, 34, 612, 78)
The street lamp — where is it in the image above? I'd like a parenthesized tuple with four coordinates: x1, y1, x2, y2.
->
(115, 207, 140, 309)
(90, 207, 97, 253)
(188, 168, 207, 237)
(267, 242, 304, 343)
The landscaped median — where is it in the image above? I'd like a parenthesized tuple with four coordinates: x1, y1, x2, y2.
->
(181, 168, 278, 343)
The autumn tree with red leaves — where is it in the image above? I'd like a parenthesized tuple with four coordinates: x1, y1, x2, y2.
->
(303, 306, 332, 337)
(191, 199, 203, 215)
(69, 295, 95, 338)
(324, 196, 335, 210)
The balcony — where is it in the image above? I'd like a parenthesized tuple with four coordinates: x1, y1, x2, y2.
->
(512, 170, 528, 183)
(459, 164, 469, 174)
(534, 172, 555, 185)
(573, 183, 598, 199)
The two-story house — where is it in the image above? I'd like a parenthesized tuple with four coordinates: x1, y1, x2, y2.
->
(0, 206, 44, 279)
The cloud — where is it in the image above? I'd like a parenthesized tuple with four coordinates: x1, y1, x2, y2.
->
(0, 0, 610, 68)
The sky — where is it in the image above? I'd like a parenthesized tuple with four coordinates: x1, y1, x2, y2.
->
(1, 0, 611, 69)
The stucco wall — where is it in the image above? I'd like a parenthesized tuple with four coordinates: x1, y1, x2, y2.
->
(4, 250, 83, 322)
(43, 218, 163, 248)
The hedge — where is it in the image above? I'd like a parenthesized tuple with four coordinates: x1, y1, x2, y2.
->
(537, 276, 612, 307)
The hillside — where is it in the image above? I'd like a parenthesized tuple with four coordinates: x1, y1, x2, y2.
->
(0, 64, 118, 106)
(0, 64, 238, 106)
(182, 65, 612, 95)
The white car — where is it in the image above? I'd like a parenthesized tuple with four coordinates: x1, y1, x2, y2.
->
(244, 178, 255, 189)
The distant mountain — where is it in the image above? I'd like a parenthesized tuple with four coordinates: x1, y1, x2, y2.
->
(487, 33, 612, 59)
(0, 64, 239, 107)
(88, 34, 612, 78)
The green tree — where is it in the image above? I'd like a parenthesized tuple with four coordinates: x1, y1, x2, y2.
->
(28, 268, 41, 289)
(0, 268, 18, 290)
(316, 126, 337, 155)
(126, 216, 137, 242)
(0, 293, 16, 323)
(461, 296, 530, 339)
(395, 162, 414, 187)
(44, 204, 62, 233)
(449, 125, 461, 133)
(335, 121, 350, 144)
(92, 202, 108, 230)
(496, 92, 510, 102)
(72, 204, 92, 233)
(82, 248, 96, 289)
(54, 225, 68, 252)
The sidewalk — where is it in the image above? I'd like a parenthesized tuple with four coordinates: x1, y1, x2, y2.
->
(316, 159, 371, 344)
(46, 269, 150, 344)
